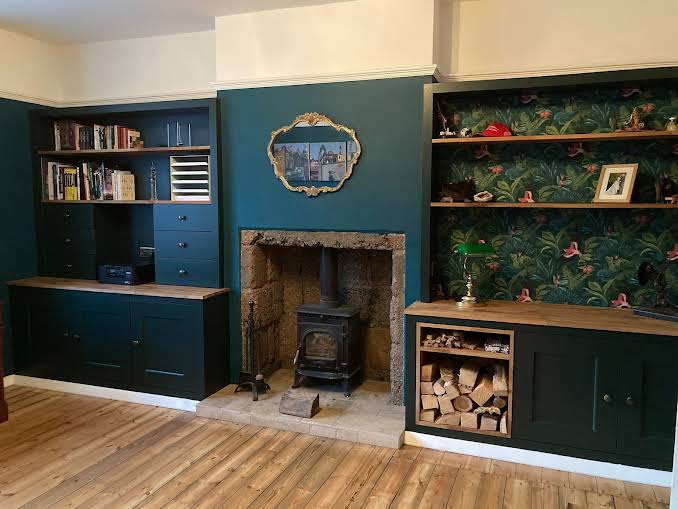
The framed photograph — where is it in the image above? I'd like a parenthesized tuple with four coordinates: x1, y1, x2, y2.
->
(309, 142, 347, 182)
(273, 142, 310, 181)
(594, 163, 638, 203)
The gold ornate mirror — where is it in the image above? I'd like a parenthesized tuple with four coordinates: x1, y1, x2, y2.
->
(268, 112, 361, 197)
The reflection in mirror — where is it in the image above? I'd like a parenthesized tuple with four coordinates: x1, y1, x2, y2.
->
(268, 112, 361, 197)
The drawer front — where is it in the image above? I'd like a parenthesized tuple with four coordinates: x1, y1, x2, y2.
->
(154, 230, 218, 260)
(154, 204, 216, 232)
(45, 228, 96, 255)
(43, 205, 94, 229)
(155, 258, 219, 287)
(44, 253, 97, 279)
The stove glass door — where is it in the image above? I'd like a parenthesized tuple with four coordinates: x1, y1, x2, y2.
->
(304, 331, 337, 361)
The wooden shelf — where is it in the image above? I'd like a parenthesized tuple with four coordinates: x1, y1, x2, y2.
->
(420, 346, 509, 360)
(41, 200, 211, 205)
(431, 202, 678, 209)
(38, 146, 210, 156)
(432, 130, 678, 145)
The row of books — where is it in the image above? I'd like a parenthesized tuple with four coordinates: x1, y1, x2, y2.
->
(42, 161, 135, 201)
(53, 120, 142, 151)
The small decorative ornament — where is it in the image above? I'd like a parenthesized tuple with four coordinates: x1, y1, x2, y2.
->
(481, 121, 512, 137)
(473, 191, 493, 202)
(440, 177, 476, 203)
(618, 107, 646, 131)
(459, 127, 473, 138)
(666, 116, 678, 132)
(436, 101, 456, 138)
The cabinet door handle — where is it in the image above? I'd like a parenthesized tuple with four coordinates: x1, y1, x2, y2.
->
(63, 332, 70, 338)
(66, 263, 73, 269)
(603, 394, 613, 404)
(178, 269, 188, 276)
(72, 334, 80, 342)
(64, 238, 72, 245)
(625, 396, 635, 406)
(178, 215, 187, 221)
(64, 212, 72, 219)
(178, 242, 187, 248)
(133, 340, 142, 346)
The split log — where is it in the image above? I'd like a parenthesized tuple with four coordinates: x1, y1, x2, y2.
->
(469, 374, 494, 407)
(438, 394, 456, 415)
(460, 412, 480, 429)
(420, 409, 437, 423)
(458, 360, 482, 393)
(500, 413, 508, 434)
(493, 363, 509, 397)
(444, 381, 461, 399)
(435, 412, 461, 426)
(473, 406, 501, 416)
(480, 413, 500, 431)
(492, 396, 507, 409)
(433, 379, 447, 396)
(421, 394, 439, 411)
(452, 395, 474, 413)
(421, 362, 439, 382)
(420, 382, 435, 395)
(439, 365, 455, 382)
(279, 391, 320, 418)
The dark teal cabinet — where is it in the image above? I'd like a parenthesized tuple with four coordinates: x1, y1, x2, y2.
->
(131, 300, 203, 398)
(74, 293, 132, 389)
(10, 287, 228, 400)
(513, 331, 618, 453)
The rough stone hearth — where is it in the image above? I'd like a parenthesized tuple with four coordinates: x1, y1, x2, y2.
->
(197, 369, 405, 448)
(240, 230, 406, 404)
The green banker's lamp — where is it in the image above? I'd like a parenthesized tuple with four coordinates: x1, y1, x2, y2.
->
(455, 242, 496, 308)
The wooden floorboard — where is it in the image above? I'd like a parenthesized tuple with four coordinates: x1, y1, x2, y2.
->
(0, 387, 670, 509)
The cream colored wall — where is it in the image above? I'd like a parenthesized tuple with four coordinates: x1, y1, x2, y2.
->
(60, 31, 216, 105)
(214, 0, 437, 88)
(0, 28, 64, 105)
(439, 0, 678, 80)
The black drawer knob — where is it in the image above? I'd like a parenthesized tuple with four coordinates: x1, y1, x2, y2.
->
(625, 396, 635, 406)
(178, 269, 188, 276)
(178, 242, 187, 248)
(66, 263, 73, 269)
(603, 394, 613, 404)
(178, 215, 187, 221)
(64, 212, 71, 219)
(133, 339, 142, 346)
(64, 238, 72, 245)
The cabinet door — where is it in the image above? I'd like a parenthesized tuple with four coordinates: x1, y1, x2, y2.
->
(513, 330, 618, 453)
(617, 340, 678, 462)
(24, 290, 75, 381)
(130, 300, 203, 398)
(73, 294, 132, 390)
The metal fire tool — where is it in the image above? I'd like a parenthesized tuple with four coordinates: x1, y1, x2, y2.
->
(236, 300, 270, 401)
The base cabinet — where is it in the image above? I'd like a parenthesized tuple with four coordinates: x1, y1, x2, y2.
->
(10, 287, 228, 400)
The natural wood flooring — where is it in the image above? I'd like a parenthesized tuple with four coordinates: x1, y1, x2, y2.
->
(0, 386, 670, 509)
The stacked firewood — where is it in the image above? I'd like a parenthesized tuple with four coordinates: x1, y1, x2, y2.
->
(422, 331, 509, 355)
(420, 359, 509, 433)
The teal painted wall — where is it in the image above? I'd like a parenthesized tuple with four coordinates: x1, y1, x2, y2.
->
(0, 98, 39, 375)
(219, 76, 432, 379)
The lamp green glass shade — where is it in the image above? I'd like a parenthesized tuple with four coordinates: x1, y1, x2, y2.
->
(455, 242, 496, 257)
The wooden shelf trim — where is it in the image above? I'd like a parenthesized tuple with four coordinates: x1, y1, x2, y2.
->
(419, 346, 509, 360)
(8, 277, 229, 300)
(431, 202, 678, 209)
(405, 300, 678, 337)
(41, 200, 211, 205)
(38, 146, 211, 156)
(432, 130, 678, 145)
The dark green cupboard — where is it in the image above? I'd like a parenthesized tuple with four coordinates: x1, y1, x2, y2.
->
(10, 286, 228, 401)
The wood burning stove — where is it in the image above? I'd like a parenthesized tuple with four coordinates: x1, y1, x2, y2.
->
(294, 247, 361, 396)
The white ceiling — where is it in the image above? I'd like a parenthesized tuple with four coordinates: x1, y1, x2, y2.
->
(0, 0, 354, 44)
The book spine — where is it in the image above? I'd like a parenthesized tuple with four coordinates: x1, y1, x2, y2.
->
(53, 122, 61, 151)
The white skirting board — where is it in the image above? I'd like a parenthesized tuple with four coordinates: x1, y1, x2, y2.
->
(10, 375, 198, 412)
(405, 431, 672, 487)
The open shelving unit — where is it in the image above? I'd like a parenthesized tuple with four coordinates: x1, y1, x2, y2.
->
(38, 146, 210, 156)
(431, 202, 678, 209)
(432, 130, 678, 145)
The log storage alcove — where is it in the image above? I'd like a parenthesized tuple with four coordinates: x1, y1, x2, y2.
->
(416, 322, 514, 438)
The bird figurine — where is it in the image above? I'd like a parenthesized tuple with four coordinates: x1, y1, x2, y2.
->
(618, 107, 646, 132)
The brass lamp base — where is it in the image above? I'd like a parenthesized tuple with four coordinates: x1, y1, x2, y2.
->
(456, 272, 486, 308)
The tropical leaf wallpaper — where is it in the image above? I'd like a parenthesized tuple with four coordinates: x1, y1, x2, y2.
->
(432, 83, 678, 307)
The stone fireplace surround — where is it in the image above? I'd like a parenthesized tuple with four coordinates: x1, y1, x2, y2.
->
(240, 230, 405, 404)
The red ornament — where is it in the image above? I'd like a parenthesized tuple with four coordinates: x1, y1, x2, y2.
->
(482, 121, 512, 137)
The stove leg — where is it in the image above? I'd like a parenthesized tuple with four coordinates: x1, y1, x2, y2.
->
(342, 377, 351, 397)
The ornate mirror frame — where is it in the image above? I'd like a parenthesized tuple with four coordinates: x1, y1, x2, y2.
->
(267, 112, 362, 197)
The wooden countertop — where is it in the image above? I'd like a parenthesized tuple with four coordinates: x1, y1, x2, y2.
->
(405, 299, 678, 337)
(7, 277, 229, 301)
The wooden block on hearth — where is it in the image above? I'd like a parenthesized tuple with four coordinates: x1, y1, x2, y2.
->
(421, 394, 439, 411)
(460, 412, 479, 429)
(420, 409, 437, 423)
(493, 363, 509, 397)
(421, 362, 439, 382)
(420, 381, 435, 395)
(435, 412, 461, 426)
(279, 391, 320, 419)
(480, 413, 500, 431)
(469, 374, 494, 407)
(438, 394, 457, 415)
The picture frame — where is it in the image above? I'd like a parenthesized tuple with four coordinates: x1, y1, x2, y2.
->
(594, 163, 638, 203)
